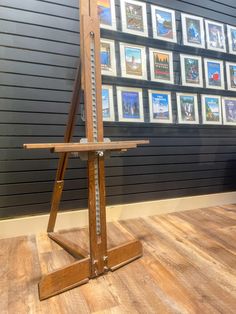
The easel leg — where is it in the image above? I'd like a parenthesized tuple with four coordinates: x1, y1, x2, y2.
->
(47, 65, 82, 232)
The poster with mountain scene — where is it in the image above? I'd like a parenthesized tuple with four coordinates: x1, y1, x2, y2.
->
(202, 96, 222, 124)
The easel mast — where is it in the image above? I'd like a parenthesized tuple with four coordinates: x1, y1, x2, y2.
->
(24, 0, 149, 300)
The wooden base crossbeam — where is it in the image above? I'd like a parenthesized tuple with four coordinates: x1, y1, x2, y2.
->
(39, 258, 90, 300)
(48, 233, 88, 259)
(39, 239, 142, 300)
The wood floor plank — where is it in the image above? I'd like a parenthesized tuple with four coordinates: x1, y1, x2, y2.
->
(1, 205, 236, 313)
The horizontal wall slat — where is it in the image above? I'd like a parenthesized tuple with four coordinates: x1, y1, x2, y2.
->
(0, 7, 79, 32)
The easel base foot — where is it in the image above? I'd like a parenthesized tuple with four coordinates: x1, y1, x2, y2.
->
(38, 240, 142, 300)
(39, 258, 90, 300)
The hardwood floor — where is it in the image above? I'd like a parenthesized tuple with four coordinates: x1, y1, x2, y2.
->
(1, 205, 236, 313)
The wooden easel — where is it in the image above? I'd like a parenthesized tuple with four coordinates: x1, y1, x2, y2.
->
(24, 0, 149, 300)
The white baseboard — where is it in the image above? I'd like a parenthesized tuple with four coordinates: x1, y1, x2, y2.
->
(0, 191, 235, 239)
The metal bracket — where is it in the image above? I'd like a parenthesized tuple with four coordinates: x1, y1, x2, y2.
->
(71, 138, 111, 160)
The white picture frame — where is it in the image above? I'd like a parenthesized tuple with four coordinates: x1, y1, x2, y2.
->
(120, 42, 147, 80)
(120, 0, 148, 37)
(204, 58, 225, 90)
(222, 97, 236, 125)
(205, 19, 226, 52)
(117, 86, 144, 122)
(148, 90, 173, 123)
(181, 13, 205, 48)
(100, 38, 117, 76)
(226, 62, 236, 91)
(151, 5, 177, 43)
(227, 25, 236, 55)
(149, 48, 174, 84)
(176, 93, 199, 124)
(102, 85, 115, 122)
(201, 95, 222, 125)
(180, 54, 203, 87)
(98, 0, 117, 30)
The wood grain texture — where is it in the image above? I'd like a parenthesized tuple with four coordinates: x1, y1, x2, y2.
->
(1, 205, 236, 312)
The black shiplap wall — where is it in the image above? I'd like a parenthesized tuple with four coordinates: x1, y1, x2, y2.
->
(1, 0, 236, 218)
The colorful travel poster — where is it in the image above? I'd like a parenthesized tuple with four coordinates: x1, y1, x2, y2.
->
(177, 93, 199, 124)
(151, 6, 176, 42)
(185, 17, 201, 45)
(98, 0, 116, 30)
(205, 59, 224, 89)
(149, 49, 173, 84)
(101, 42, 111, 71)
(226, 63, 236, 90)
(202, 95, 222, 124)
(125, 47, 142, 76)
(98, 0, 112, 26)
(206, 20, 226, 52)
(184, 57, 200, 85)
(125, 2, 144, 32)
(222, 98, 236, 125)
(121, 91, 140, 119)
(153, 52, 170, 81)
(149, 91, 172, 123)
(102, 88, 111, 119)
(102, 85, 115, 121)
(228, 25, 236, 54)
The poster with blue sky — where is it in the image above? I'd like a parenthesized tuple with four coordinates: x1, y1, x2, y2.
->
(98, 0, 116, 30)
(151, 5, 177, 43)
(148, 91, 173, 123)
(204, 59, 224, 90)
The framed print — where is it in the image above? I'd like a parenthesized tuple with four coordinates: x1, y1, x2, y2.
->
(180, 54, 203, 87)
(98, 0, 117, 30)
(222, 97, 236, 125)
(204, 58, 225, 90)
(205, 20, 226, 52)
(227, 25, 236, 55)
(181, 13, 205, 48)
(151, 5, 177, 43)
(120, 43, 147, 80)
(120, 0, 148, 37)
(148, 90, 173, 123)
(226, 62, 236, 91)
(100, 39, 117, 76)
(102, 85, 115, 122)
(177, 93, 199, 124)
(149, 48, 174, 84)
(201, 95, 222, 125)
(117, 86, 144, 122)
